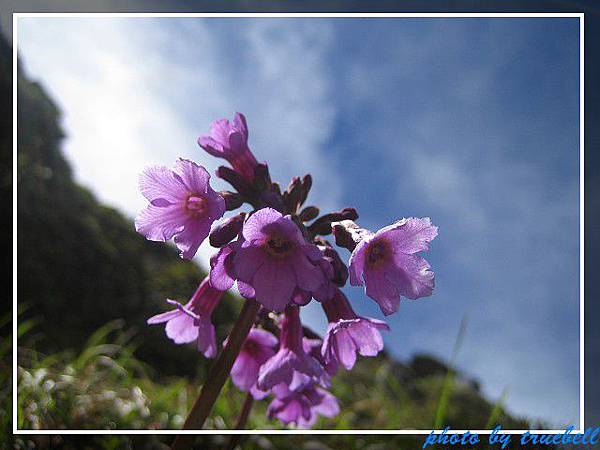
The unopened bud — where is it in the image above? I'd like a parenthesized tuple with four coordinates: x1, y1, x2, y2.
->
(216, 166, 253, 197)
(299, 174, 312, 206)
(220, 191, 244, 211)
(253, 163, 272, 191)
(332, 219, 371, 252)
(308, 208, 359, 236)
(332, 223, 356, 251)
(283, 176, 302, 214)
(209, 213, 246, 247)
(298, 206, 319, 222)
(259, 190, 286, 212)
(322, 246, 349, 286)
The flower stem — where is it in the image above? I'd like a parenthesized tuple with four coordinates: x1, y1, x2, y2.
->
(226, 393, 254, 450)
(234, 392, 254, 430)
(171, 299, 260, 450)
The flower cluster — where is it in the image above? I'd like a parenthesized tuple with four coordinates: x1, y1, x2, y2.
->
(138, 112, 438, 428)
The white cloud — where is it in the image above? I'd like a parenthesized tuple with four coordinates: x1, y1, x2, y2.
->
(17, 17, 341, 265)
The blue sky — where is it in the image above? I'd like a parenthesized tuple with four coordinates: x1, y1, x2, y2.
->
(17, 17, 580, 427)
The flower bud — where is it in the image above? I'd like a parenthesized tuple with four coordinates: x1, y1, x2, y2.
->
(332, 221, 357, 251)
(299, 174, 312, 206)
(308, 208, 359, 236)
(298, 206, 319, 222)
(220, 191, 244, 211)
(259, 190, 286, 212)
(283, 176, 302, 214)
(209, 213, 246, 247)
(253, 163, 272, 191)
(322, 246, 348, 286)
(216, 166, 254, 198)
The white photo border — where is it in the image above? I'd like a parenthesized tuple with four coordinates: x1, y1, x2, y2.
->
(12, 11, 585, 435)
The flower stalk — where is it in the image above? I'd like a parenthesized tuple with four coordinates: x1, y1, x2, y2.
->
(171, 299, 260, 449)
(225, 393, 255, 450)
(234, 392, 255, 430)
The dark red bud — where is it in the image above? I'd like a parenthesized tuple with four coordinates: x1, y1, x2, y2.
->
(308, 208, 359, 236)
(298, 206, 319, 222)
(332, 223, 357, 252)
(253, 163, 272, 191)
(216, 166, 253, 197)
(283, 176, 303, 214)
(259, 190, 286, 212)
(323, 246, 349, 286)
(299, 174, 312, 206)
(220, 191, 244, 211)
(209, 213, 246, 247)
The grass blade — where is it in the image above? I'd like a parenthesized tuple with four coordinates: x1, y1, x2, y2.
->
(434, 315, 468, 429)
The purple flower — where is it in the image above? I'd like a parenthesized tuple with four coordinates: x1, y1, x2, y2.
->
(147, 276, 223, 358)
(198, 112, 258, 181)
(321, 289, 389, 370)
(257, 305, 323, 391)
(304, 337, 337, 383)
(233, 208, 325, 312)
(135, 159, 225, 260)
(268, 383, 339, 428)
(348, 217, 438, 315)
(230, 328, 278, 399)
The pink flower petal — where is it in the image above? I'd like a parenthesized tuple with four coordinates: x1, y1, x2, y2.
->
(135, 204, 185, 242)
(379, 217, 438, 255)
(139, 165, 186, 204)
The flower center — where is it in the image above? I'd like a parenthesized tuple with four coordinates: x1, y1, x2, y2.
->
(266, 234, 294, 257)
(367, 240, 388, 267)
(185, 194, 208, 218)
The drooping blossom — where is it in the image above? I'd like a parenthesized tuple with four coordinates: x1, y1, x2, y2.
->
(347, 217, 438, 315)
(230, 328, 278, 399)
(147, 276, 223, 358)
(209, 212, 246, 248)
(267, 382, 339, 428)
(198, 112, 258, 181)
(304, 337, 337, 383)
(257, 305, 323, 391)
(233, 208, 326, 312)
(321, 289, 389, 370)
(135, 158, 225, 259)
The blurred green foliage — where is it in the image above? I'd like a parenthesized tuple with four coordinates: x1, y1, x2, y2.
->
(13, 317, 530, 432)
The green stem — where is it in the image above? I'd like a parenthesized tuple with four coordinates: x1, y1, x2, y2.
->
(171, 299, 260, 450)
(226, 392, 255, 450)
(234, 392, 254, 430)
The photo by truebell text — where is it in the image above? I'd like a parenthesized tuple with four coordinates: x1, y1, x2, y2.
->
(423, 425, 600, 449)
